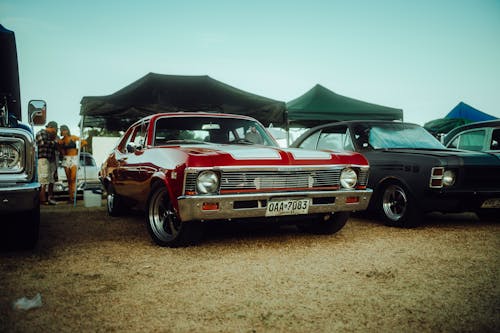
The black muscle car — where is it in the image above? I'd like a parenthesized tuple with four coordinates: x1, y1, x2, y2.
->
(291, 120, 500, 227)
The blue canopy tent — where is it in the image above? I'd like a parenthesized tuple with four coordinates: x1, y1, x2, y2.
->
(445, 102, 497, 122)
(424, 102, 498, 136)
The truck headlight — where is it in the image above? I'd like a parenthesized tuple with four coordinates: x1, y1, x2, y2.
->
(0, 141, 23, 171)
(196, 170, 220, 194)
(340, 167, 357, 189)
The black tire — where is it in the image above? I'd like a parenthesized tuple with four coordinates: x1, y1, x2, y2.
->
(379, 182, 420, 228)
(299, 212, 349, 235)
(106, 184, 125, 217)
(146, 183, 203, 247)
(1, 207, 40, 251)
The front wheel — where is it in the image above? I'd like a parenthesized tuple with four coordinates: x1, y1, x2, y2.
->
(299, 212, 349, 235)
(146, 183, 203, 247)
(379, 183, 420, 228)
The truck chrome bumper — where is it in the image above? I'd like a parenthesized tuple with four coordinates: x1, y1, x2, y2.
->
(177, 189, 372, 222)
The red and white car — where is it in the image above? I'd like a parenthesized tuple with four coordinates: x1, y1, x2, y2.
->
(100, 112, 372, 247)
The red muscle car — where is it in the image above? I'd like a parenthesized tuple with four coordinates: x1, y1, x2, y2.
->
(100, 112, 372, 247)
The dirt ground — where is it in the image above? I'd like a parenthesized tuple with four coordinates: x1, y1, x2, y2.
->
(1, 201, 499, 333)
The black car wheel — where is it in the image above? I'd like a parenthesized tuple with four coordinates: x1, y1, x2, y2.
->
(299, 212, 349, 234)
(380, 182, 419, 228)
(106, 184, 125, 217)
(146, 183, 203, 247)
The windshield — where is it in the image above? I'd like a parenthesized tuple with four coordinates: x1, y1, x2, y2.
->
(356, 123, 445, 149)
(153, 116, 278, 147)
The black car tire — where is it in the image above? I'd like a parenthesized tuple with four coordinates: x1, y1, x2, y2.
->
(106, 184, 125, 217)
(379, 182, 420, 228)
(19, 207, 40, 250)
(299, 212, 349, 235)
(2, 207, 40, 251)
(146, 182, 203, 247)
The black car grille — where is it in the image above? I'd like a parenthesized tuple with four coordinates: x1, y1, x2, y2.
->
(184, 167, 369, 194)
(461, 166, 500, 189)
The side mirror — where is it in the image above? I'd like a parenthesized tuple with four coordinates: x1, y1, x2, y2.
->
(28, 100, 46, 125)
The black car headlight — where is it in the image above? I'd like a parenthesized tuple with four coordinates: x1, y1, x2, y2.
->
(340, 167, 357, 189)
(0, 140, 24, 172)
(442, 170, 456, 186)
(196, 170, 220, 194)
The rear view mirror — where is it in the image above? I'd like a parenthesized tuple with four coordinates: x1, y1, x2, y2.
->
(202, 123, 220, 130)
(28, 100, 46, 125)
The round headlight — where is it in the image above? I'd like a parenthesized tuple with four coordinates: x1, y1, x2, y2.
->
(340, 168, 357, 189)
(196, 170, 219, 194)
(442, 170, 456, 186)
(0, 143, 21, 169)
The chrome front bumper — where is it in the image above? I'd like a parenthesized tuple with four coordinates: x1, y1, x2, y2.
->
(177, 189, 372, 222)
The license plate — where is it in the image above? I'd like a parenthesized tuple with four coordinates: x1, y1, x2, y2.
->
(266, 198, 311, 217)
(480, 198, 500, 208)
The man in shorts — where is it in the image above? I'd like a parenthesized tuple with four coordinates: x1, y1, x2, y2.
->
(36, 121, 59, 205)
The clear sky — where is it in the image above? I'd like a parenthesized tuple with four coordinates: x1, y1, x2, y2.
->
(2, 0, 499, 132)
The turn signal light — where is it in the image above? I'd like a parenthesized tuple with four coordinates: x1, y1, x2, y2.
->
(202, 202, 219, 211)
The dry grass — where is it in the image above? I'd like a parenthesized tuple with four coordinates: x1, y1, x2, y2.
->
(1, 202, 499, 332)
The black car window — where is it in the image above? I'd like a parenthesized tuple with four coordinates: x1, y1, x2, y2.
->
(298, 130, 321, 149)
(455, 130, 485, 151)
(317, 126, 351, 151)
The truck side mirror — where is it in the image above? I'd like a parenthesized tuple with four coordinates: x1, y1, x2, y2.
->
(28, 100, 46, 125)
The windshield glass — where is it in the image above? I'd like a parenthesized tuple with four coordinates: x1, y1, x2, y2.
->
(153, 116, 277, 147)
(361, 123, 446, 149)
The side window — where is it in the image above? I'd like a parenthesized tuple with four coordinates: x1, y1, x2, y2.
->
(298, 131, 321, 149)
(456, 130, 485, 151)
(317, 126, 350, 151)
(448, 136, 459, 149)
(121, 124, 145, 153)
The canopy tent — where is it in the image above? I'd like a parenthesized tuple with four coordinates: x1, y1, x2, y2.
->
(285, 84, 403, 128)
(445, 101, 497, 122)
(423, 118, 474, 136)
(80, 73, 286, 130)
(424, 101, 498, 136)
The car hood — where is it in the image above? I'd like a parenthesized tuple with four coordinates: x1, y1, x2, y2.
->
(155, 144, 368, 167)
(374, 148, 500, 165)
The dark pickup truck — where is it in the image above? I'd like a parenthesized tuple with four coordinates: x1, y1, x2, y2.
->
(1, 24, 46, 249)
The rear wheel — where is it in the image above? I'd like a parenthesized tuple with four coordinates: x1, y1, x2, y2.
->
(146, 183, 203, 247)
(299, 212, 349, 234)
(379, 182, 420, 228)
(106, 184, 125, 217)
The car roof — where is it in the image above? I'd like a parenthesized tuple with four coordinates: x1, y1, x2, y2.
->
(133, 112, 259, 126)
(443, 119, 500, 145)
(301, 120, 418, 131)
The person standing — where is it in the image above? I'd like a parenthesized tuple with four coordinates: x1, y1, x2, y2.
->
(36, 121, 58, 205)
(58, 125, 86, 203)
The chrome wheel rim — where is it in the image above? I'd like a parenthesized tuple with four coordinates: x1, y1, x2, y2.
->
(382, 184, 407, 221)
(149, 188, 180, 241)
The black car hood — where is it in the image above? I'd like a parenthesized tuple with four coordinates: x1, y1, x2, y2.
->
(375, 148, 500, 165)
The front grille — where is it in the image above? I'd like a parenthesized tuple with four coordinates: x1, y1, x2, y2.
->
(461, 166, 500, 189)
(184, 167, 369, 194)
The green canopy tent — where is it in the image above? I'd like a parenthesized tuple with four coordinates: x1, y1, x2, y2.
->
(80, 73, 286, 131)
(286, 84, 403, 128)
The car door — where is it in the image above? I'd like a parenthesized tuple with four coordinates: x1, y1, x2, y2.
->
(113, 121, 148, 200)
